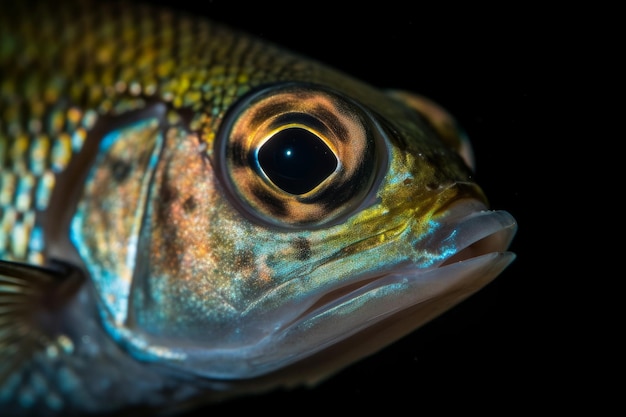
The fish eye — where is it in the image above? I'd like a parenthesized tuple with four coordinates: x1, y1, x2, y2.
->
(214, 82, 389, 229)
(257, 127, 338, 195)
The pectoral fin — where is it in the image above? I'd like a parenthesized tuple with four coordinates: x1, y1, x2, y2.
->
(0, 260, 83, 382)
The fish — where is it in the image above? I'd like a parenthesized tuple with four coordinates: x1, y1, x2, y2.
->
(0, 0, 517, 415)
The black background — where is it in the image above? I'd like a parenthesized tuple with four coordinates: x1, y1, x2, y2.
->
(130, 1, 563, 415)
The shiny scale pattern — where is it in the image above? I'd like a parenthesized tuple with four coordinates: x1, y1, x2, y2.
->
(0, 0, 309, 263)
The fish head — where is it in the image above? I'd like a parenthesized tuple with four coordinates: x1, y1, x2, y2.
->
(70, 76, 516, 382)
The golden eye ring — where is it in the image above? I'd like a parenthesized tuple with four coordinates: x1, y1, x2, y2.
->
(214, 82, 389, 230)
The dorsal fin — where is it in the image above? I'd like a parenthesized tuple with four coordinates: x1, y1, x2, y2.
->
(0, 260, 83, 383)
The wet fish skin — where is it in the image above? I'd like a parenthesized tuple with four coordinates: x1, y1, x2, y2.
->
(0, 0, 517, 415)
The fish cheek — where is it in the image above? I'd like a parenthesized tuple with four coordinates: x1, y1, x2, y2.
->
(129, 126, 250, 341)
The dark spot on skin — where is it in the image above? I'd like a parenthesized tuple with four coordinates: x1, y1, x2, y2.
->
(160, 184, 177, 204)
(155, 199, 182, 272)
(110, 159, 131, 183)
(183, 196, 197, 213)
(156, 183, 178, 225)
(234, 249, 254, 270)
(293, 237, 311, 261)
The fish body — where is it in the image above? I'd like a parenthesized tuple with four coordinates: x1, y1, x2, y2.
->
(0, 1, 517, 415)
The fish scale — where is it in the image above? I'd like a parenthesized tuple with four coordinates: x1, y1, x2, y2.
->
(0, 0, 306, 264)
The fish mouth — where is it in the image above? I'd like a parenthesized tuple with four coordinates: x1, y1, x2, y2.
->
(143, 200, 516, 381)
(184, 200, 517, 379)
(287, 200, 517, 334)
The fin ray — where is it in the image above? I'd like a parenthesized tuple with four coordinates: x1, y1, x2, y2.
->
(0, 260, 83, 383)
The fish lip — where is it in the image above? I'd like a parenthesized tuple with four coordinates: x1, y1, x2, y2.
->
(280, 201, 518, 332)
(434, 200, 518, 267)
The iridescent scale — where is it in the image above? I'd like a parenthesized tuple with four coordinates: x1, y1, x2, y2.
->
(0, 0, 305, 263)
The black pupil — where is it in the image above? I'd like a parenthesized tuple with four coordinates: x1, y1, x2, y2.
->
(258, 128, 338, 195)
